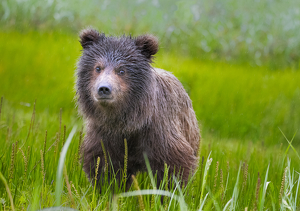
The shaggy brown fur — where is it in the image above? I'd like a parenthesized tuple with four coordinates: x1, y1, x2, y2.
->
(76, 28, 200, 190)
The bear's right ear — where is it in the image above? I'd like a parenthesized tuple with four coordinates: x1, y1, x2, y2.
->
(79, 28, 104, 49)
(135, 35, 159, 61)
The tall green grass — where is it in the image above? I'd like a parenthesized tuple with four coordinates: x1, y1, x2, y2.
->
(0, 99, 299, 210)
(1, 0, 300, 68)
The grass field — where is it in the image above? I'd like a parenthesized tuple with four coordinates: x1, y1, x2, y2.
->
(0, 31, 299, 210)
(1, 31, 300, 143)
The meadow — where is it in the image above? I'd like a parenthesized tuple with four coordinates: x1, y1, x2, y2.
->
(0, 0, 300, 210)
(0, 31, 299, 210)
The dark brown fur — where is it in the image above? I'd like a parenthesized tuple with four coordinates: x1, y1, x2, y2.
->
(76, 28, 200, 190)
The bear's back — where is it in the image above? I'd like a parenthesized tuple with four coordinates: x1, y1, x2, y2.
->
(152, 67, 200, 156)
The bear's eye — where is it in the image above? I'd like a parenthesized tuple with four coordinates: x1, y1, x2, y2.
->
(95, 66, 101, 73)
(117, 69, 125, 76)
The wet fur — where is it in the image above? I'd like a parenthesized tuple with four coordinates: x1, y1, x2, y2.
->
(76, 28, 200, 189)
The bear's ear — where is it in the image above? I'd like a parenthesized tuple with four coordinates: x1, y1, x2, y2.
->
(135, 35, 159, 60)
(79, 28, 104, 49)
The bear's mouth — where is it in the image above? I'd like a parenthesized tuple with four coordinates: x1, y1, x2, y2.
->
(93, 94, 114, 103)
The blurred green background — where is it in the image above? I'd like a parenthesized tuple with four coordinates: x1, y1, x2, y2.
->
(0, 0, 300, 145)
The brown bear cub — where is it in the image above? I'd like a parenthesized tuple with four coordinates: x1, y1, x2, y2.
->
(76, 28, 200, 190)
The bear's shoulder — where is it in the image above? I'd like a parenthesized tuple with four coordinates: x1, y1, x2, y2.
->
(153, 67, 180, 83)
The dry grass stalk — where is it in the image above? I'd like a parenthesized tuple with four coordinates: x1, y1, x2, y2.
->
(29, 131, 66, 174)
(213, 161, 219, 193)
(241, 162, 245, 175)
(14, 141, 18, 156)
(71, 182, 80, 199)
(242, 162, 248, 192)
(95, 157, 101, 181)
(9, 143, 15, 184)
(19, 148, 28, 181)
(279, 167, 287, 205)
(40, 150, 45, 184)
(254, 172, 261, 211)
(164, 162, 169, 191)
(163, 162, 169, 208)
(100, 140, 108, 172)
(105, 202, 109, 211)
(72, 153, 78, 172)
(44, 133, 58, 154)
(92, 157, 101, 209)
(29, 133, 60, 174)
(220, 168, 224, 201)
(63, 166, 75, 207)
(132, 175, 145, 211)
(151, 191, 155, 209)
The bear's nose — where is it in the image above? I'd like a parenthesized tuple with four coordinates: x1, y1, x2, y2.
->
(98, 85, 112, 97)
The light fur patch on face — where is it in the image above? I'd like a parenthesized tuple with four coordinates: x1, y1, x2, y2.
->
(93, 95, 99, 102)
(90, 60, 130, 104)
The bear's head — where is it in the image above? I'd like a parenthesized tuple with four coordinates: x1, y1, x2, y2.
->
(76, 28, 159, 121)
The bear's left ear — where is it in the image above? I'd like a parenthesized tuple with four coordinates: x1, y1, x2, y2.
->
(79, 28, 105, 49)
(135, 35, 159, 61)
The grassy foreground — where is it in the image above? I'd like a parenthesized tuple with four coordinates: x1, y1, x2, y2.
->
(0, 100, 299, 210)
(0, 31, 299, 210)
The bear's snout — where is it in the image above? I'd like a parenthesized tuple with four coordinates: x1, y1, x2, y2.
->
(97, 83, 112, 99)
(97, 84, 112, 98)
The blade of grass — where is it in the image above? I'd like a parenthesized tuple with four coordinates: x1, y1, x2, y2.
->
(0, 171, 15, 211)
(200, 152, 212, 206)
(279, 128, 300, 160)
(143, 153, 157, 189)
(223, 198, 233, 211)
(198, 193, 209, 211)
(295, 172, 300, 208)
(173, 176, 188, 211)
(206, 186, 222, 211)
(168, 181, 179, 211)
(259, 164, 270, 211)
(55, 125, 77, 207)
(230, 162, 242, 211)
